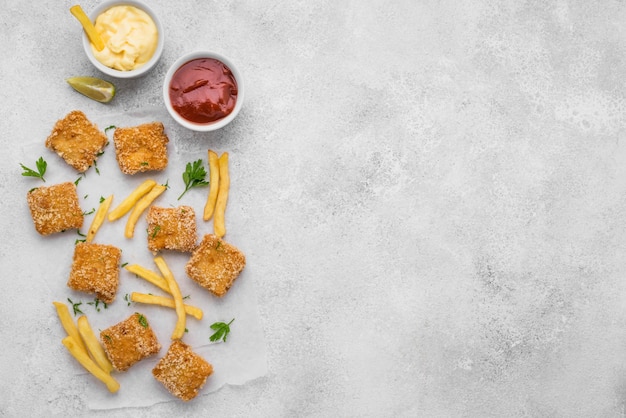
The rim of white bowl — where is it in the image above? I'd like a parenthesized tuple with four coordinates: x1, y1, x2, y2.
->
(81, 0, 164, 79)
(162, 51, 244, 132)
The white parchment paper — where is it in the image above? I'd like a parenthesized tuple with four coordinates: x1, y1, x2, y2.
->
(35, 107, 267, 409)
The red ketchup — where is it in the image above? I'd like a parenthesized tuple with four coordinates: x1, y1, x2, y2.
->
(168, 58, 238, 124)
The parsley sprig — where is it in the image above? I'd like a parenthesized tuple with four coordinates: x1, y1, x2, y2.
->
(20, 157, 47, 182)
(178, 159, 209, 200)
(210, 318, 234, 342)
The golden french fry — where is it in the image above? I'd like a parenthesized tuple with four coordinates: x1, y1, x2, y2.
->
(53, 301, 87, 354)
(213, 152, 229, 238)
(77, 315, 113, 374)
(130, 292, 203, 320)
(62, 336, 120, 393)
(203, 150, 220, 221)
(69, 5, 105, 51)
(86, 195, 113, 243)
(107, 179, 157, 221)
(154, 256, 186, 340)
(124, 264, 170, 294)
(124, 184, 167, 238)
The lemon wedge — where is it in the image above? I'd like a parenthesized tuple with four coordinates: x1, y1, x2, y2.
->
(66, 76, 116, 103)
(70, 5, 105, 51)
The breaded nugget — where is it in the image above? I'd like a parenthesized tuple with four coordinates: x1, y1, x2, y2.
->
(146, 205, 197, 252)
(113, 122, 169, 174)
(67, 242, 121, 304)
(26, 182, 83, 235)
(185, 234, 245, 297)
(45, 110, 108, 172)
(100, 312, 161, 372)
(152, 341, 213, 401)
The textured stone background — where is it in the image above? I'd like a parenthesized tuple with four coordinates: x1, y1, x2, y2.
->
(3, 0, 626, 416)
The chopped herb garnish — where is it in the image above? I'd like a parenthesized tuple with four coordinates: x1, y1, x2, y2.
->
(124, 293, 131, 306)
(215, 241, 223, 251)
(83, 208, 95, 216)
(140, 161, 149, 166)
(103, 334, 112, 342)
(20, 157, 47, 182)
(99, 196, 106, 203)
(178, 159, 209, 200)
(104, 125, 116, 134)
(137, 313, 148, 328)
(67, 298, 83, 316)
(121, 262, 128, 268)
(209, 318, 234, 343)
(150, 225, 161, 239)
(87, 298, 108, 312)
(75, 231, 86, 244)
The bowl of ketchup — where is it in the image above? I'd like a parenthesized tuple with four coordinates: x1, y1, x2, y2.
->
(163, 51, 244, 132)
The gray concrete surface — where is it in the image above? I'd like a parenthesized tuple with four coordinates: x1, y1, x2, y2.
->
(3, 0, 626, 417)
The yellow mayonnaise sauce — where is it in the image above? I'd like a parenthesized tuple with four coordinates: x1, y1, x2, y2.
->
(91, 5, 158, 71)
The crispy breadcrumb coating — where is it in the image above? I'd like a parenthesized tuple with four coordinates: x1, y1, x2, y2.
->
(45, 110, 108, 172)
(152, 341, 213, 401)
(113, 122, 169, 174)
(146, 206, 197, 252)
(26, 182, 84, 235)
(67, 242, 121, 304)
(100, 313, 161, 372)
(185, 234, 245, 297)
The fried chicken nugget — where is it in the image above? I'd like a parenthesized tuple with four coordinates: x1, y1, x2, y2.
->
(152, 340, 213, 401)
(45, 110, 108, 173)
(113, 122, 169, 175)
(26, 182, 84, 235)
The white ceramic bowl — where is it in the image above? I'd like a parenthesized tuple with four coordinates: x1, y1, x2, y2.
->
(81, 0, 164, 79)
(163, 51, 244, 132)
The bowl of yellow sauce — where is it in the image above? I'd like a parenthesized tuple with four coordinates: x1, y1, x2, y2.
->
(81, 0, 164, 78)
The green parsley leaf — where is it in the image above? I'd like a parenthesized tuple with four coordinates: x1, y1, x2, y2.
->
(20, 157, 47, 182)
(178, 159, 209, 200)
(209, 318, 234, 343)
